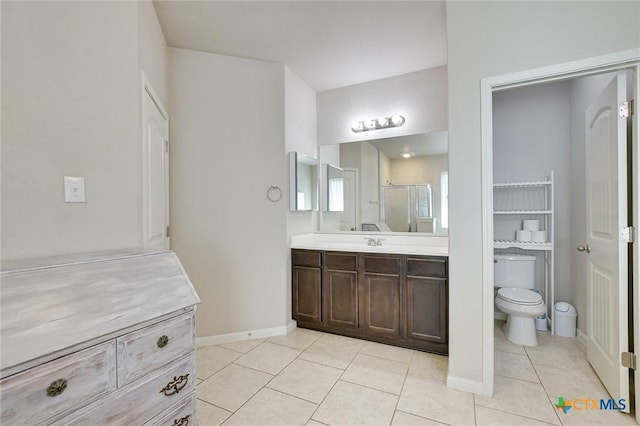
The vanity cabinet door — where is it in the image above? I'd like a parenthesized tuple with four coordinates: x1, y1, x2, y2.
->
(360, 255, 402, 338)
(292, 266, 322, 324)
(323, 270, 358, 330)
(406, 276, 447, 344)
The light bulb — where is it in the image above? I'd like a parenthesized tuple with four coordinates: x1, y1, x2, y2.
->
(351, 121, 363, 132)
(365, 120, 376, 129)
(391, 115, 405, 126)
(402, 153, 411, 158)
(377, 118, 388, 127)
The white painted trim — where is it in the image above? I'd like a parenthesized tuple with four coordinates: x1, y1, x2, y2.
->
(480, 49, 640, 400)
(447, 375, 488, 396)
(286, 320, 298, 333)
(577, 328, 587, 348)
(196, 324, 291, 347)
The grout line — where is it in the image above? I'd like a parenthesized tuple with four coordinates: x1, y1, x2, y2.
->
(394, 409, 452, 426)
(473, 393, 478, 425)
(390, 350, 413, 424)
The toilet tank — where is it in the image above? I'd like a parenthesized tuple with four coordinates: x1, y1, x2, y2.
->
(494, 253, 536, 289)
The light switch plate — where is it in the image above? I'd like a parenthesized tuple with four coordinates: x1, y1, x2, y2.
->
(64, 176, 85, 203)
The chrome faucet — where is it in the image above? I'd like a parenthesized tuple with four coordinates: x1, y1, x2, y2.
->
(365, 238, 384, 247)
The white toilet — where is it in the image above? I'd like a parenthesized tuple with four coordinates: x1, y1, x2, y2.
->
(494, 253, 546, 346)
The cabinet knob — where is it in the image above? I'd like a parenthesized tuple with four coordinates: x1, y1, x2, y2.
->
(46, 379, 68, 397)
(157, 335, 169, 348)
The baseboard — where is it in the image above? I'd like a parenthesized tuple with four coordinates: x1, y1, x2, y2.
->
(447, 374, 491, 396)
(196, 323, 294, 347)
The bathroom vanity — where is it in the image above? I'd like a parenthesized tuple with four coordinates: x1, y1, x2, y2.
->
(291, 235, 448, 355)
(0, 250, 200, 425)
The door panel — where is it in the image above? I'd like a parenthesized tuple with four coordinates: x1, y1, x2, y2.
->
(407, 276, 447, 343)
(362, 274, 401, 337)
(292, 267, 322, 324)
(585, 71, 629, 410)
(324, 270, 358, 329)
(143, 88, 169, 249)
(341, 169, 358, 231)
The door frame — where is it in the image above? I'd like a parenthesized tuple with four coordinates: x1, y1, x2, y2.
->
(141, 72, 170, 248)
(342, 167, 360, 231)
(479, 49, 640, 399)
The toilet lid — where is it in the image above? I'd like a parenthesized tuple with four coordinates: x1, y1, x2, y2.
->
(497, 288, 542, 305)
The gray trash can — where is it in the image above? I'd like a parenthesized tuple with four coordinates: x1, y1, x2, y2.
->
(554, 302, 577, 337)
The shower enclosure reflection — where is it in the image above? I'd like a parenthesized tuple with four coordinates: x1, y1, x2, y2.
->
(319, 131, 448, 234)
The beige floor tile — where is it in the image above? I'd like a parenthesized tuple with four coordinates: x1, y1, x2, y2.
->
(234, 341, 301, 375)
(317, 332, 366, 348)
(196, 363, 273, 412)
(299, 335, 361, 369)
(408, 352, 448, 384)
(306, 420, 328, 426)
(267, 358, 343, 404)
(495, 329, 527, 355)
(359, 341, 414, 363)
(494, 350, 540, 383)
(218, 338, 265, 353)
(547, 396, 637, 425)
(312, 380, 398, 425)
(196, 399, 232, 426)
(475, 406, 556, 425)
(475, 375, 560, 425)
(341, 353, 408, 395)
(196, 345, 242, 380)
(525, 336, 591, 371)
(224, 388, 317, 425)
(268, 328, 322, 350)
(534, 363, 608, 399)
(397, 375, 475, 425)
(391, 410, 448, 425)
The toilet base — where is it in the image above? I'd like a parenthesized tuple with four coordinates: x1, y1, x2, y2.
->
(504, 315, 539, 346)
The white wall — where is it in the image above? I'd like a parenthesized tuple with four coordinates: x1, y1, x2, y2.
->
(169, 48, 288, 338)
(447, 0, 640, 389)
(569, 72, 618, 333)
(317, 67, 448, 145)
(138, 1, 169, 109)
(1, 1, 165, 261)
(492, 81, 572, 303)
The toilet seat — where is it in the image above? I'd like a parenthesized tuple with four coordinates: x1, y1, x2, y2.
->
(497, 288, 542, 306)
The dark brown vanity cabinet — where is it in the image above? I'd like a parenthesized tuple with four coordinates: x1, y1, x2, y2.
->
(291, 249, 448, 355)
(406, 257, 448, 345)
(292, 250, 322, 324)
(360, 254, 402, 338)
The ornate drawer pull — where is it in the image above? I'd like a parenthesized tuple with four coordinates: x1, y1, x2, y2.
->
(46, 379, 68, 397)
(173, 414, 191, 426)
(159, 374, 189, 396)
(157, 335, 169, 348)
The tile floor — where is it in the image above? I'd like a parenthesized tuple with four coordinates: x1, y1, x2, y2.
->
(194, 323, 638, 425)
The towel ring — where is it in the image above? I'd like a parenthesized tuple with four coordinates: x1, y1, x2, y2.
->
(266, 185, 282, 202)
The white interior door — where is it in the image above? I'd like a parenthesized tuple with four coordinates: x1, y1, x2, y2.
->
(584, 71, 629, 410)
(341, 169, 358, 231)
(142, 84, 169, 249)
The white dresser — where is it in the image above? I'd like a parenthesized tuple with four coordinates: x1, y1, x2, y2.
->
(0, 250, 200, 425)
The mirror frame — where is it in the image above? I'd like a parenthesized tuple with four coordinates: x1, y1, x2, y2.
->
(289, 151, 319, 212)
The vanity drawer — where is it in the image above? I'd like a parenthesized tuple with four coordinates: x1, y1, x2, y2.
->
(0, 340, 116, 425)
(56, 352, 195, 425)
(325, 252, 357, 271)
(363, 254, 401, 275)
(406, 257, 448, 278)
(117, 312, 194, 386)
(145, 394, 195, 425)
(292, 250, 322, 268)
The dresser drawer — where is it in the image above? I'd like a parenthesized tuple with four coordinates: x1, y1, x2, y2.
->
(117, 312, 194, 386)
(406, 257, 448, 278)
(0, 340, 116, 425)
(56, 352, 195, 425)
(145, 394, 195, 425)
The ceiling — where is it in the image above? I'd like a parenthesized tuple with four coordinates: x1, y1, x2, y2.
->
(369, 131, 448, 159)
(153, 1, 447, 92)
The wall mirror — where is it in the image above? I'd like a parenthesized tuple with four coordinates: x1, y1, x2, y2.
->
(289, 152, 318, 211)
(318, 131, 448, 234)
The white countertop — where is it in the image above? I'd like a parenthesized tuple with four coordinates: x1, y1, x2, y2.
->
(290, 233, 448, 256)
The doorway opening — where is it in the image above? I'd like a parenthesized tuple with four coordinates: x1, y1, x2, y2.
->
(480, 50, 639, 415)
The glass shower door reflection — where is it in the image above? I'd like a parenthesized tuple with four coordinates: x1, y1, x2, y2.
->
(382, 186, 411, 232)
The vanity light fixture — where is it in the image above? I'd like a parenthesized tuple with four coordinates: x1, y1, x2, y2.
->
(351, 114, 405, 133)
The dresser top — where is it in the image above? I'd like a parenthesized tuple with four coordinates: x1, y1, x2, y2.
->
(1, 250, 200, 374)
